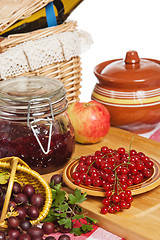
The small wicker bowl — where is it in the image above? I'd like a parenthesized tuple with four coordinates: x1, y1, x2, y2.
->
(0, 156, 52, 230)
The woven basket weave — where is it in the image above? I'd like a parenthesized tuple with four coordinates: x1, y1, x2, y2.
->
(0, 157, 52, 229)
(0, 17, 82, 105)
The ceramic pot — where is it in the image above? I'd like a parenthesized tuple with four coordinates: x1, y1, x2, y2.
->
(92, 50, 160, 133)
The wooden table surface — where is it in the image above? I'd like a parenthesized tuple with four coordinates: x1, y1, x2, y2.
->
(42, 127, 160, 240)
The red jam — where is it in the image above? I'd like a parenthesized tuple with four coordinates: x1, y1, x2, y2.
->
(0, 120, 75, 174)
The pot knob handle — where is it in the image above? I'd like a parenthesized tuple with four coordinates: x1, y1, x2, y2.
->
(125, 50, 140, 64)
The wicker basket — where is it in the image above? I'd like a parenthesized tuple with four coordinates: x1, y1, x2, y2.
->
(0, 156, 52, 230)
(0, 0, 53, 33)
(0, 19, 82, 105)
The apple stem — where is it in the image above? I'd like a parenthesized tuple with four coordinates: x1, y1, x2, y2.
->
(84, 103, 91, 108)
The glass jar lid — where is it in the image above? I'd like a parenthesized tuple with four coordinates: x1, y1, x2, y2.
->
(0, 76, 65, 102)
(0, 76, 67, 121)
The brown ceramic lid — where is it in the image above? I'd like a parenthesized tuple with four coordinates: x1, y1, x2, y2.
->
(94, 50, 160, 90)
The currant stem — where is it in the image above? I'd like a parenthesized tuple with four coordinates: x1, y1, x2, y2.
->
(113, 171, 119, 194)
(129, 137, 135, 156)
(127, 137, 134, 169)
(102, 150, 117, 158)
(86, 160, 95, 174)
(113, 162, 131, 171)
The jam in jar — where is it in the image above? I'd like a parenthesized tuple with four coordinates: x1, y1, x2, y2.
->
(0, 76, 75, 174)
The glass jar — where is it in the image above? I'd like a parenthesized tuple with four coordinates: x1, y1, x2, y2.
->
(0, 76, 75, 174)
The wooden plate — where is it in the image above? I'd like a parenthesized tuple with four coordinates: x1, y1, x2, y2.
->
(63, 157, 160, 196)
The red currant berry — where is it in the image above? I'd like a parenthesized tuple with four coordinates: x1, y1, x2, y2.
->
(125, 190, 132, 196)
(101, 206, 108, 214)
(106, 190, 112, 197)
(77, 165, 88, 173)
(119, 177, 127, 185)
(90, 172, 99, 179)
(101, 179, 106, 186)
(95, 151, 103, 156)
(89, 168, 97, 175)
(136, 162, 144, 171)
(130, 149, 137, 156)
(120, 167, 130, 175)
(126, 178, 134, 186)
(101, 146, 108, 154)
(84, 176, 92, 186)
(115, 165, 122, 174)
(126, 202, 131, 209)
(108, 174, 115, 184)
(133, 174, 143, 184)
(129, 162, 136, 170)
(113, 204, 121, 212)
(72, 171, 80, 180)
(92, 178, 102, 187)
(134, 155, 140, 161)
(95, 157, 103, 166)
(130, 156, 137, 163)
(118, 174, 128, 185)
(81, 173, 88, 183)
(80, 156, 87, 162)
(78, 161, 85, 167)
(104, 168, 113, 174)
(114, 152, 120, 160)
(106, 149, 114, 157)
(86, 156, 94, 166)
(120, 158, 128, 164)
(108, 157, 116, 165)
(120, 174, 128, 180)
(125, 195, 133, 203)
(130, 168, 139, 175)
(92, 155, 98, 161)
(143, 156, 150, 163)
(143, 169, 152, 178)
(103, 183, 112, 191)
(119, 192, 126, 200)
(101, 172, 110, 181)
(108, 206, 115, 214)
(121, 184, 128, 190)
(74, 178, 82, 185)
(118, 147, 125, 155)
(138, 152, 145, 160)
(121, 153, 129, 159)
(145, 160, 153, 169)
(102, 197, 110, 206)
(119, 200, 127, 210)
(111, 194, 120, 204)
(101, 162, 112, 170)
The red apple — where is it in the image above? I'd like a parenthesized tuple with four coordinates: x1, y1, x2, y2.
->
(67, 100, 110, 144)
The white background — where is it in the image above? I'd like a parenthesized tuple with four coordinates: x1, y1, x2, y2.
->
(68, 0, 160, 102)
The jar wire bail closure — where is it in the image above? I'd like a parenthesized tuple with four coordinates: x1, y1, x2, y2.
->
(27, 97, 54, 154)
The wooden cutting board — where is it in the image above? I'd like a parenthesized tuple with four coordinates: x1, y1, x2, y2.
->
(42, 127, 160, 240)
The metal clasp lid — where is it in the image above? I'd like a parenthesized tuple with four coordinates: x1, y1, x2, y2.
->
(27, 97, 54, 154)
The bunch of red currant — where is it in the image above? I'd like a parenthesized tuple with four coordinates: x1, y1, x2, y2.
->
(71, 145, 154, 214)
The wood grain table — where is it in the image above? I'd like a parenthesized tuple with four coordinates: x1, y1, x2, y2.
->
(42, 127, 160, 240)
